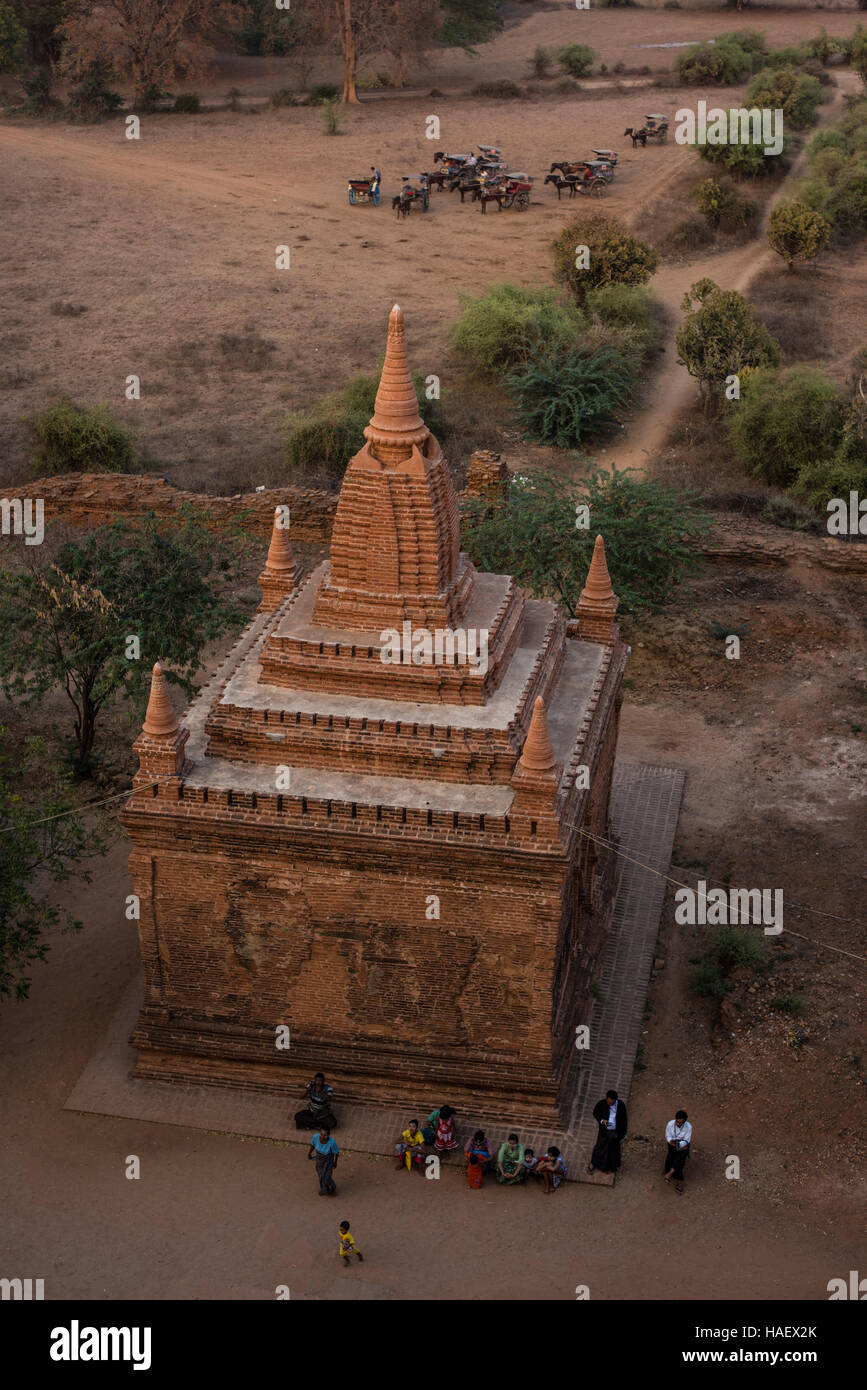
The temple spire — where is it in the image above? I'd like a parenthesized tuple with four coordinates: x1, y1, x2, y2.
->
(576, 535, 619, 643)
(142, 662, 179, 738)
(517, 697, 557, 777)
(363, 304, 429, 458)
(258, 506, 299, 611)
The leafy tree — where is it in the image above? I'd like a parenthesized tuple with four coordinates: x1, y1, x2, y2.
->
(26, 398, 137, 475)
(697, 134, 790, 180)
(461, 468, 709, 618)
(553, 214, 659, 304)
(0, 511, 249, 772)
(676, 278, 781, 410)
(439, 0, 502, 51)
(557, 42, 596, 78)
(9, 0, 65, 65)
(726, 366, 847, 487)
(691, 177, 757, 231)
(0, 728, 109, 1001)
(450, 283, 584, 375)
(852, 25, 867, 86)
(59, 0, 246, 107)
(745, 66, 822, 129)
(0, 1, 24, 69)
(676, 35, 757, 85)
(506, 346, 636, 448)
(286, 368, 438, 483)
(767, 200, 829, 268)
(322, 0, 440, 102)
(67, 56, 124, 120)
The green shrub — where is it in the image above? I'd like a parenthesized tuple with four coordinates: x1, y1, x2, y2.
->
(529, 45, 551, 78)
(770, 994, 806, 1017)
(692, 177, 758, 231)
(557, 43, 596, 78)
(676, 37, 755, 86)
(173, 93, 201, 113)
(726, 366, 847, 488)
(321, 97, 341, 134)
(270, 88, 298, 108)
(308, 83, 339, 104)
(552, 213, 659, 303)
(0, 2, 23, 72)
(450, 283, 585, 375)
(20, 68, 58, 115)
(746, 66, 822, 129)
(697, 135, 790, 180)
(26, 398, 137, 475)
(285, 371, 436, 484)
(506, 345, 636, 448)
(584, 283, 661, 347)
(471, 80, 525, 99)
(760, 496, 822, 532)
(764, 43, 810, 70)
(717, 28, 767, 56)
(767, 200, 830, 267)
(689, 926, 767, 998)
(67, 58, 123, 122)
(793, 408, 867, 510)
(461, 467, 710, 618)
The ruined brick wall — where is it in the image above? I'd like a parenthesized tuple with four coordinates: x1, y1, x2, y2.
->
(127, 818, 571, 1124)
(13, 474, 338, 544)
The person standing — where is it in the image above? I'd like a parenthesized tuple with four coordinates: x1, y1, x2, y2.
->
(587, 1089, 628, 1175)
(664, 1110, 692, 1194)
(338, 1221, 363, 1265)
(308, 1127, 339, 1196)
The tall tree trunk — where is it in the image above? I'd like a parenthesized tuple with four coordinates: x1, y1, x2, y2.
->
(341, 0, 359, 103)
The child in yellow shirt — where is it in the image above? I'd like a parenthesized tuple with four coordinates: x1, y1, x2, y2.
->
(338, 1221, 363, 1265)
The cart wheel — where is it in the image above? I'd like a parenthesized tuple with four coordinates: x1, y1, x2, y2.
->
(590, 178, 606, 197)
(660, 129, 668, 142)
(515, 191, 530, 211)
(422, 192, 430, 211)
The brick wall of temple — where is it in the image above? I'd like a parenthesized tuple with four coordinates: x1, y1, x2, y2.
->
(127, 823, 573, 1124)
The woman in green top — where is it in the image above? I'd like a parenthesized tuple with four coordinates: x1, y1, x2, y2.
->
(496, 1133, 525, 1185)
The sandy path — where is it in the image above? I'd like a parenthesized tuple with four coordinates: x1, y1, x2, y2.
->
(603, 72, 859, 474)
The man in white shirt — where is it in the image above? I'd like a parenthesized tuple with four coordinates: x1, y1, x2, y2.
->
(664, 1109, 692, 1192)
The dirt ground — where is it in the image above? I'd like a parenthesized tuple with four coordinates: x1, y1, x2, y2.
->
(1, 9, 865, 489)
(1, 4, 865, 1303)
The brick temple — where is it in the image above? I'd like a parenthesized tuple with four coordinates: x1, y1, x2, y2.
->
(121, 306, 628, 1127)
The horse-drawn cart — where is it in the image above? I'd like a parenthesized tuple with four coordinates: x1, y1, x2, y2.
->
(500, 174, 533, 210)
(348, 177, 380, 206)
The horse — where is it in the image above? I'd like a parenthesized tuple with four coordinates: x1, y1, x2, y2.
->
(549, 160, 586, 176)
(473, 184, 506, 214)
(420, 169, 448, 192)
(623, 127, 648, 147)
(452, 177, 481, 202)
(544, 173, 579, 200)
(392, 193, 411, 220)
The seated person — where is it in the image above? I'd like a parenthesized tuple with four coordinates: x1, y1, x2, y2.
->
(422, 1105, 458, 1152)
(394, 1120, 426, 1172)
(537, 1145, 568, 1194)
(496, 1134, 526, 1185)
(294, 1072, 336, 1131)
(523, 1147, 538, 1178)
(464, 1129, 494, 1172)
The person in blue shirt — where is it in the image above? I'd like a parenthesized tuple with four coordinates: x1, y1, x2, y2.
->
(308, 1127, 339, 1196)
